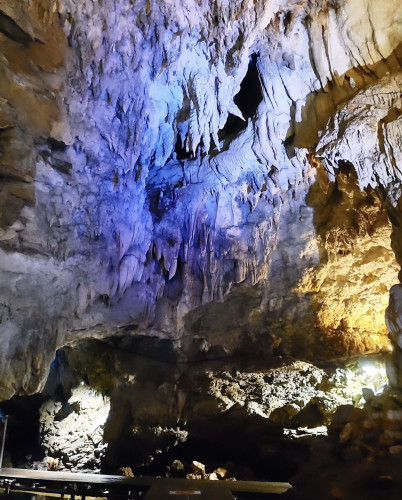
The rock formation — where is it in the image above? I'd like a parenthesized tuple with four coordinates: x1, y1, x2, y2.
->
(36, 341, 387, 472)
(0, 0, 401, 485)
(0, 0, 400, 400)
(40, 385, 110, 472)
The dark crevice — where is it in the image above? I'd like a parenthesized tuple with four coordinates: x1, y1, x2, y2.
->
(0, 394, 44, 465)
(0, 172, 32, 184)
(219, 53, 263, 142)
(0, 10, 34, 46)
(47, 137, 68, 151)
(173, 136, 194, 161)
(37, 138, 72, 175)
(337, 159, 355, 176)
(234, 53, 263, 119)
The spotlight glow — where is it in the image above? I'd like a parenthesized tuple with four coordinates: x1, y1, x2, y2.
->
(358, 359, 387, 395)
(361, 362, 380, 377)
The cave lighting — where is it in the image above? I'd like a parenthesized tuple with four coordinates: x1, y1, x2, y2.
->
(361, 361, 381, 377)
(358, 359, 387, 395)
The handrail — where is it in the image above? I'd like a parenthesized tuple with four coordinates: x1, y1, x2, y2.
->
(0, 468, 292, 498)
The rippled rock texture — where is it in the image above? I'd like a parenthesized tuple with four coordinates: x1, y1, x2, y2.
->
(0, 0, 401, 401)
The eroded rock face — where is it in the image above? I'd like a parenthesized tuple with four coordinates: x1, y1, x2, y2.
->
(33, 340, 387, 473)
(0, 0, 400, 400)
(40, 385, 110, 472)
(289, 391, 402, 499)
(291, 167, 398, 357)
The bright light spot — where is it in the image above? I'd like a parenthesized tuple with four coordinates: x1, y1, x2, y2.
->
(80, 381, 85, 386)
(283, 426, 328, 439)
(361, 362, 381, 377)
(358, 359, 388, 396)
(331, 357, 388, 406)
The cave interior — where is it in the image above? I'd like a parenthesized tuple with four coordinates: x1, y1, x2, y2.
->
(0, 0, 401, 498)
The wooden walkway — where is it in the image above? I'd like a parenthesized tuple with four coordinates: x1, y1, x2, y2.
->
(0, 468, 292, 499)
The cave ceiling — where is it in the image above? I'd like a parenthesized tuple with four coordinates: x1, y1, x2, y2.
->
(0, 0, 401, 400)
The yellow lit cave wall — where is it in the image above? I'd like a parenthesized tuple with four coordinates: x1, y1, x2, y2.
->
(295, 164, 398, 354)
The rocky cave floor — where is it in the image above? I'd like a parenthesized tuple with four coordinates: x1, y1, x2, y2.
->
(2, 345, 402, 499)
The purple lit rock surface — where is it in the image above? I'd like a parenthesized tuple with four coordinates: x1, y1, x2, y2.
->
(0, 0, 401, 400)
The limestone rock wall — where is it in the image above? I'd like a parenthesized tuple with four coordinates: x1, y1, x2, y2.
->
(43, 339, 386, 473)
(40, 385, 110, 472)
(0, 0, 401, 399)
